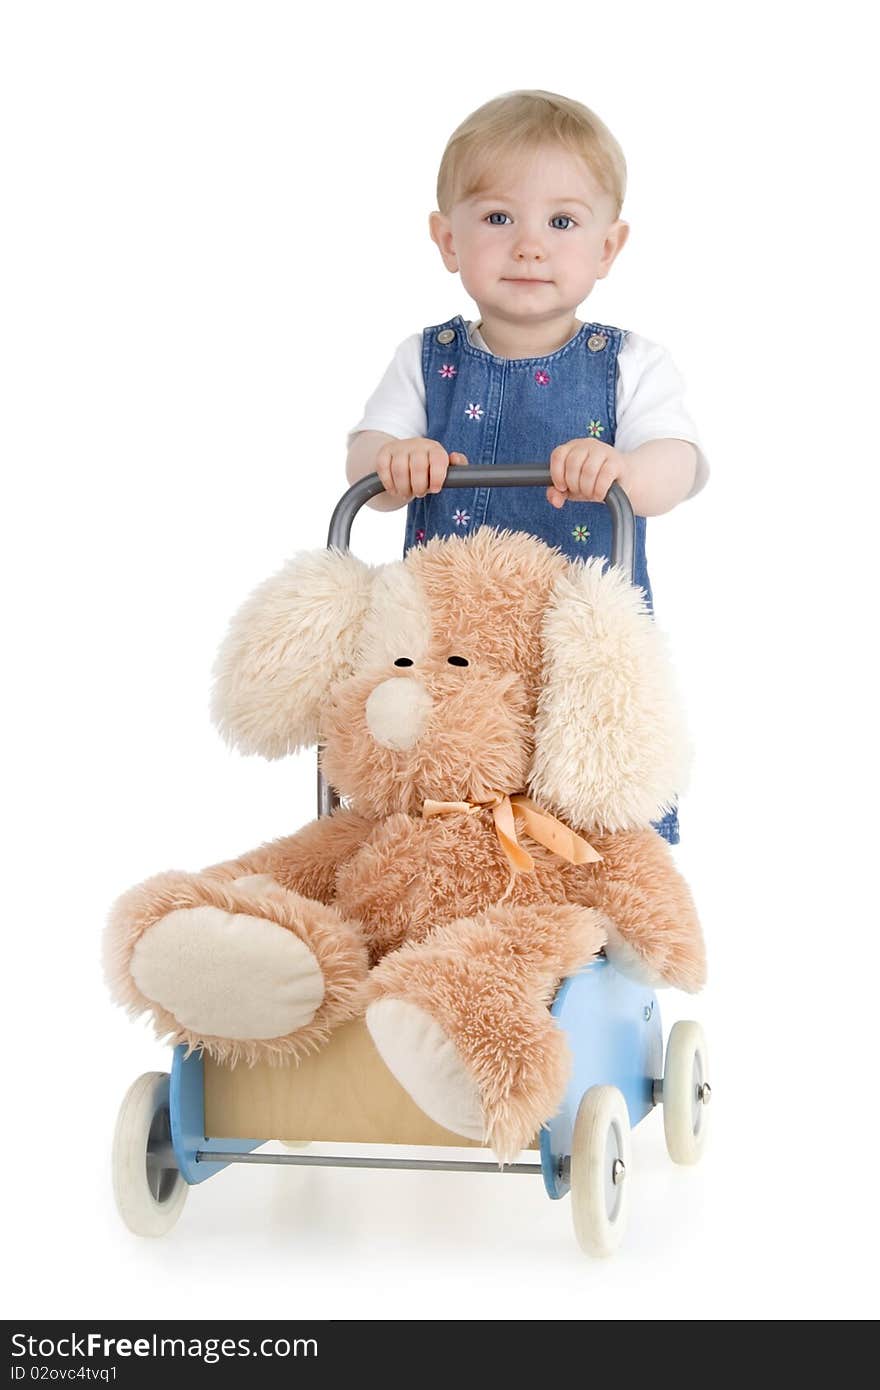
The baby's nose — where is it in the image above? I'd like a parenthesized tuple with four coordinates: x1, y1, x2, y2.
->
(513, 225, 547, 257)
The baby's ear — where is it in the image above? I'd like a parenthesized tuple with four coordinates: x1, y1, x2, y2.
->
(528, 559, 690, 832)
(211, 548, 374, 758)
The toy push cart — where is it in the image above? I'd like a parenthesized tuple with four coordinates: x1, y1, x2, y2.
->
(111, 470, 711, 1258)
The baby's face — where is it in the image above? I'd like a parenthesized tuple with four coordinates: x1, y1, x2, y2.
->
(430, 145, 627, 326)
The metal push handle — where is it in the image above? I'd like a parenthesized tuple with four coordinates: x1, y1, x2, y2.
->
(328, 468, 635, 580)
(318, 469, 635, 817)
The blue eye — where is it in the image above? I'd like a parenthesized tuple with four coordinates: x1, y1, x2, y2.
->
(486, 212, 512, 226)
(550, 215, 576, 230)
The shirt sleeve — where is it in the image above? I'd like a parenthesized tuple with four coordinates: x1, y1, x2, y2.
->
(615, 333, 709, 497)
(346, 333, 427, 448)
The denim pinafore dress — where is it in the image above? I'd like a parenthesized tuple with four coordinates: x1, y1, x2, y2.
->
(404, 313, 680, 845)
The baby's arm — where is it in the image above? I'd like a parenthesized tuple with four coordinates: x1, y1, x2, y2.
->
(569, 328, 706, 514)
(547, 438, 697, 517)
(347, 333, 468, 511)
(346, 431, 468, 511)
(544, 436, 697, 519)
(620, 440, 698, 514)
(347, 430, 408, 511)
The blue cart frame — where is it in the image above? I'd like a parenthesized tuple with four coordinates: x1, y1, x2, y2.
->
(115, 472, 708, 1253)
(167, 956, 662, 1199)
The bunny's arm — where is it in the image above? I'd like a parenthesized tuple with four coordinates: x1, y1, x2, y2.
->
(565, 828, 706, 992)
(199, 807, 375, 906)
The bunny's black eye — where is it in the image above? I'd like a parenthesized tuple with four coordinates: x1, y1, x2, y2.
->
(448, 656, 469, 667)
(394, 658, 414, 667)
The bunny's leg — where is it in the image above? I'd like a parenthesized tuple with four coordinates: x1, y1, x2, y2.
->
(105, 816, 372, 1064)
(365, 902, 607, 1164)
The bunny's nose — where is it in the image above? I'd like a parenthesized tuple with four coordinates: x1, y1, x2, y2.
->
(366, 677, 434, 750)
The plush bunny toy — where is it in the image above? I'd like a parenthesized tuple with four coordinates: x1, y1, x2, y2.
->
(105, 529, 705, 1163)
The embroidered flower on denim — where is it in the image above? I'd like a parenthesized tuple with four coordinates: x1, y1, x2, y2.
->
(572, 525, 590, 542)
(587, 419, 605, 437)
(453, 509, 470, 527)
(415, 529, 425, 543)
(534, 369, 550, 386)
(465, 402, 484, 420)
(439, 364, 457, 379)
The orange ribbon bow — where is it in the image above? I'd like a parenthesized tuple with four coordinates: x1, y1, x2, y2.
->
(422, 793, 602, 899)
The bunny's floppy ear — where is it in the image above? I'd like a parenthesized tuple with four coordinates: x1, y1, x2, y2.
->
(528, 558, 690, 833)
(211, 548, 374, 758)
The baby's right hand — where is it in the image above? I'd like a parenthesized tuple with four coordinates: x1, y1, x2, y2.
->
(375, 437, 468, 499)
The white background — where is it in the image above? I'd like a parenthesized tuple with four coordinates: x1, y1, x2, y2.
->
(2, 0, 878, 1322)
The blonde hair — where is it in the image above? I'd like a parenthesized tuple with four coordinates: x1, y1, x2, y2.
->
(436, 90, 627, 220)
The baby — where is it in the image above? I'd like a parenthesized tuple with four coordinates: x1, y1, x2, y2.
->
(346, 90, 708, 844)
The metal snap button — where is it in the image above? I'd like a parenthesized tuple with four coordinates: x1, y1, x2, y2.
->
(436, 328, 456, 345)
(587, 333, 608, 352)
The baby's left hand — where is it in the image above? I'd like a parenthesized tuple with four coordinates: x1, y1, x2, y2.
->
(547, 439, 630, 508)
